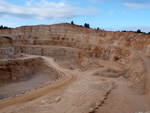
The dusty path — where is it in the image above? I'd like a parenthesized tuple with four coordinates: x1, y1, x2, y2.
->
(136, 51, 150, 94)
(0, 57, 120, 113)
(0, 74, 75, 109)
(0, 56, 77, 109)
(1, 55, 149, 113)
(96, 51, 150, 113)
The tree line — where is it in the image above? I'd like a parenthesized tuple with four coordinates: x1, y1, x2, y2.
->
(70, 21, 150, 34)
(122, 29, 150, 34)
(0, 25, 11, 29)
(1, 23, 150, 34)
(71, 21, 90, 28)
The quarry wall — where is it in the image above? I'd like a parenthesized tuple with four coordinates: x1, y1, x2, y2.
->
(0, 57, 63, 83)
(0, 24, 150, 51)
(0, 36, 15, 59)
(0, 23, 149, 93)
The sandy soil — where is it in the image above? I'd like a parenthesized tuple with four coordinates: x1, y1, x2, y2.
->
(96, 51, 150, 113)
(0, 56, 118, 113)
(0, 73, 55, 99)
(0, 55, 150, 113)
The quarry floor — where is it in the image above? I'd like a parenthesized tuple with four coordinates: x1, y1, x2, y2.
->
(0, 56, 150, 113)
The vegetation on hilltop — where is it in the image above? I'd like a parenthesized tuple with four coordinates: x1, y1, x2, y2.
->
(0, 25, 11, 29)
(69, 21, 150, 34)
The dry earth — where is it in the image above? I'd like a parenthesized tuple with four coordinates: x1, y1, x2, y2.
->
(0, 23, 150, 113)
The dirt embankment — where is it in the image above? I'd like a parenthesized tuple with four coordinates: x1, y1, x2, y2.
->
(0, 56, 63, 99)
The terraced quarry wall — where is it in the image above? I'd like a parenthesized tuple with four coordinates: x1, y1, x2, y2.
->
(0, 23, 149, 94)
(1, 23, 150, 113)
(0, 24, 150, 50)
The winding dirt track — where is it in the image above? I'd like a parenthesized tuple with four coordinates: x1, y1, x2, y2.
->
(0, 56, 77, 109)
(136, 51, 150, 94)
(1, 54, 150, 113)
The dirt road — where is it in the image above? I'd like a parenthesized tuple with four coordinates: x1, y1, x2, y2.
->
(1, 55, 150, 113)
(0, 57, 118, 113)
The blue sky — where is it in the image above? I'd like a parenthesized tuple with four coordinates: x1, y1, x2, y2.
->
(0, 0, 150, 32)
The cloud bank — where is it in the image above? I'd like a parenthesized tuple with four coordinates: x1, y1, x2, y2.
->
(123, 2, 150, 9)
(89, 0, 150, 9)
(0, 0, 100, 20)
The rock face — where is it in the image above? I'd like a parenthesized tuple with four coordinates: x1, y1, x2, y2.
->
(0, 57, 62, 83)
(0, 23, 149, 94)
(0, 36, 15, 59)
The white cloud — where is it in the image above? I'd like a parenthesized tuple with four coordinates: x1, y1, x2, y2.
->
(123, 2, 150, 9)
(0, 0, 100, 20)
(0, 21, 18, 26)
(90, 0, 150, 9)
(35, 0, 66, 8)
(26, 0, 34, 6)
(26, 2, 31, 6)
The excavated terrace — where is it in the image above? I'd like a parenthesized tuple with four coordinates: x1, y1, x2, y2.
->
(0, 24, 150, 113)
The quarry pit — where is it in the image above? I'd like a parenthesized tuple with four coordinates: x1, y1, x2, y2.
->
(0, 23, 150, 113)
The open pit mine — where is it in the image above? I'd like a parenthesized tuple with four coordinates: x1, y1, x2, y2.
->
(0, 23, 150, 113)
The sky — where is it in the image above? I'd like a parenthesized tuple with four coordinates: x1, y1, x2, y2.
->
(0, 0, 150, 32)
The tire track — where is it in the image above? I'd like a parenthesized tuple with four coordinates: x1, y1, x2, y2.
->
(0, 57, 77, 109)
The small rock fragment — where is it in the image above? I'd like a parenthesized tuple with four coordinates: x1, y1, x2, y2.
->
(89, 108, 94, 113)
(94, 106, 98, 109)
(96, 102, 101, 106)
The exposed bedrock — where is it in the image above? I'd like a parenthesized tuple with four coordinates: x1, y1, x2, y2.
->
(0, 57, 63, 83)
(5, 46, 146, 94)
(0, 36, 15, 59)
(13, 45, 145, 94)
(0, 24, 150, 51)
(0, 23, 148, 94)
